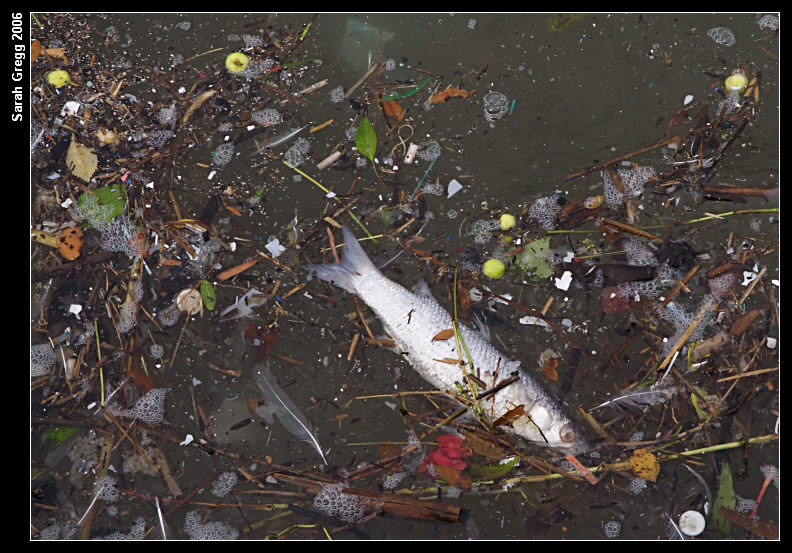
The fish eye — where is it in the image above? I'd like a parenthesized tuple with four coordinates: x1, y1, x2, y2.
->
(560, 424, 576, 443)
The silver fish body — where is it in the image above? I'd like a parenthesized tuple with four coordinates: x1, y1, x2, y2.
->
(306, 226, 588, 453)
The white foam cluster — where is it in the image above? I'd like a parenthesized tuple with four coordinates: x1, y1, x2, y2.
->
(111, 388, 167, 425)
(603, 166, 655, 207)
(39, 523, 61, 540)
(658, 301, 716, 356)
(95, 517, 145, 540)
(528, 195, 561, 230)
(717, 90, 742, 117)
(146, 130, 174, 148)
(628, 477, 647, 495)
(241, 34, 262, 48)
(158, 304, 182, 327)
(71, 193, 114, 228)
(217, 122, 232, 133)
(240, 58, 274, 80)
(467, 218, 500, 245)
(122, 445, 159, 476)
(760, 464, 779, 488)
(623, 238, 657, 267)
(284, 137, 310, 167)
(211, 471, 238, 497)
(444, 487, 462, 498)
(94, 475, 120, 502)
(603, 520, 621, 538)
(385, 58, 396, 71)
(757, 14, 779, 31)
(708, 272, 737, 299)
(382, 471, 406, 490)
(735, 495, 757, 514)
(417, 140, 441, 161)
(184, 510, 239, 540)
(421, 182, 444, 195)
(313, 482, 369, 523)
(251, 108, 281, 126)
(178, 21, 191, 31)
(157, 107, 176, 125)
(329, 85, 345, 103)
(707, 26, 736, 47)
(31, 343, 56, 376)
(213, 142, 234, 166)
(150, 344, 164, 359)
(95, 216, 141, 259)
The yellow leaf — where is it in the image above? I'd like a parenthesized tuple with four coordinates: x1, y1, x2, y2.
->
(66, 140, 98, 182)
(629, 448, 660, 482)
(432, 329, 456, 341)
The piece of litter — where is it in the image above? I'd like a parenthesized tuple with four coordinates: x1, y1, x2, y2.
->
(563, 251, 575, 262)
(326, 191, 337, 199)
(60, 100, 81, 117)
(683, 94, 694, 106)
(208, 170, 216, 180)
(447, 178, 463, 198)
(742, 270, 757, 286)
(69, 304, 82, 317)
(61, 198, 73, 208)
(180, 434, 194, 446)
(519, 315, 549, 327)
(766, 337, 777, 349)
(555, 270, 573, 291)
(192, 377, 202, 386)
(265, 238, 286, 258)
(87, 402, 96, 410)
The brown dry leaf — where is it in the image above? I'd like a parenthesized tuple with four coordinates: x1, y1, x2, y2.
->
(456, 285, 470, 318)
(379, 443, 401, 460)
(57, 226, 83, 260)
(729, 309, 760, 336)
(492, 405, 525, 428)
(432, 329, 456, 342)
(429, 86, 469, 104)
(629, 448, 660, 482)
(433, 464, 471, 489)
(541, 357, 559, 381)
(31, 40, 42, 62)
(381, 99, 405, 123)
(464, 432, 507, 458)
(65, 140, 98, 182)
(43, 47, 70, 64)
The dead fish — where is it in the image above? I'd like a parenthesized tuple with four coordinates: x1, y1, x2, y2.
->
(306, 226, 588, 453)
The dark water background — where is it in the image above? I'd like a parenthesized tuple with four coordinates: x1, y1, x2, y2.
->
(31, 13, 778, 540)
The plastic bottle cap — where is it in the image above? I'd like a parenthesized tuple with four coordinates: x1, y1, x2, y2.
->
(679, 510, 706, 536)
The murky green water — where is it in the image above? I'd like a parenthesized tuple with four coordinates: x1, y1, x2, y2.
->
(31, 13, 778, 540)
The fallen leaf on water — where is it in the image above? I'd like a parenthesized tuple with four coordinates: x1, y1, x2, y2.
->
(57, 226, 83, 261)
(465, 431, 507, 458)
(432, 329, 455, 342)
(31, 40, 42, 62)
(418, 434, 472, 474)
(381, 99, 405, 123)
(471, 455, 520, 479)
(541, 357, 559, 381)
(434, 464, 472, 489)
(66, 140, 98, 182)
(629, 448, 660, 482)
(717, 506, 778, 540)
(492, 405, 525, 428)
(429, 86, 469, 104)
(43, 47, 70, 64)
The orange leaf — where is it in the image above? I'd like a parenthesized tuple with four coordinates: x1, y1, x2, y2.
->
(31, 40, 42, 63)
(57, 226, 83, 261)
(541, 357, 559, 381)
(217, 258, 258, 281)
(381, 99, 405, 123)
(492, 405, 525, 428)
(434, 464, 472, 489)
(429, 86, 469, 104)
(432, 329, 456, 341)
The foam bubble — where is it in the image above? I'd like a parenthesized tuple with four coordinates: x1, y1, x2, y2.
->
(313, 482, 369, 523)
(417, 140, 441, 161)
(603, 520, 621, 538)
(211, 471, 238, 497)
(95, 517, 145, 540)
(94, 475, 120, 502)
(111, 388, 167, 425)
(251, 108, 281, 126)
(31, 343, 56, 376)
(528, 195, 561, 230)
(184, 510, 239, 540)
(213, 142, 234, 166)
(329, 85, 345, 103)
(707, 26, 736, 47)
(150, 344, 165, 359)
(628, 477, 647, 495)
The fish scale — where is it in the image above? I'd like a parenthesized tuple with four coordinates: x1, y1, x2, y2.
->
(306, 226, 588, 453)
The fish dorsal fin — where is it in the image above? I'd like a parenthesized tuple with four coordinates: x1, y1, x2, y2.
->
(472, 312, 492, 343)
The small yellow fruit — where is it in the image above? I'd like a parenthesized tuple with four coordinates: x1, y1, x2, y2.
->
(725, 73, 748, 94)
(499, 213, 517, 231)
(46, 70, 71, 88)
(225, 52, 249, 74)
(483, 259, 505, 279)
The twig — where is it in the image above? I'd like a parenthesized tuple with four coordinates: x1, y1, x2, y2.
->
(345, 62, 381, 99)
(565, 137, 675, 181)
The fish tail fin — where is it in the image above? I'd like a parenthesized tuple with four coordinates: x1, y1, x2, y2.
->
(305, 226, 377, 294)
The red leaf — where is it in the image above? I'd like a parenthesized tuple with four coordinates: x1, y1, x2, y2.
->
(419, 434, 472, 474)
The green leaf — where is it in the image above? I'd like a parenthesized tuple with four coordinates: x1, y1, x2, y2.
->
(77, 185, 126, 224)
(200, 279, 216, 311)
(690, 386, 711, 421)
(711, 462, 736, 535)
(470, 456, 520, 479)
(514, 236, 553, 280)
(355, 116, 377, 162)
(45, 425, 80, 445)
